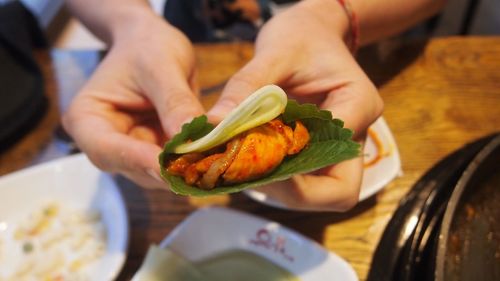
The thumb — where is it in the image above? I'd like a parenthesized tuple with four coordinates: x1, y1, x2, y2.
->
(146, 71, 205, 138)
(207, 59, 279, 123)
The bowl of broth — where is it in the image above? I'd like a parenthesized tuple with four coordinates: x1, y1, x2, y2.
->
(132, 207, 358, 281)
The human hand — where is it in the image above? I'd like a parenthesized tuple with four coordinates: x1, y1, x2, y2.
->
(208, 0, 383, 211)
(63, 13, 204, 189)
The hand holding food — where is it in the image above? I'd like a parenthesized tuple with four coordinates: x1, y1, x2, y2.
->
(204, 1, 383, 210)
(62, 12, 204, 189)
(160, 85, 360, 196)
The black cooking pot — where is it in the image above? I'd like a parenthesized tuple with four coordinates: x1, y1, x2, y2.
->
(435, 135, 500, 281)
(367, 133, 500, 281)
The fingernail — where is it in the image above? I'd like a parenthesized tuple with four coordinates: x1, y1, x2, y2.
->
(146, 168, 162, 182)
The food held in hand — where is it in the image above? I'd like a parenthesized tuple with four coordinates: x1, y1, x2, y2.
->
(159, 84, 361, 196)
(167, 119, 310, 189)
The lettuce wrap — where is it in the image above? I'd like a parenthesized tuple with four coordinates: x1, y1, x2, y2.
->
(159, 85, 360, 196)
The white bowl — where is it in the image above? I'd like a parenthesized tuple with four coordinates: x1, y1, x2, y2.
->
(0, 153, 128, 280)
(158, 207, 358, 281)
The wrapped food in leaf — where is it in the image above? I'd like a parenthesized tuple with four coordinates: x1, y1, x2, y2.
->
(159, 85, 360, 196)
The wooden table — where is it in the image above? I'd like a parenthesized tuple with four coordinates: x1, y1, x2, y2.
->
(1, 37, 499, 280)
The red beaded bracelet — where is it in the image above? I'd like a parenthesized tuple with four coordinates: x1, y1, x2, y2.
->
(336, 0, 360, 53)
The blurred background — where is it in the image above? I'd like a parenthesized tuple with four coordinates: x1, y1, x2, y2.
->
(11, 0, 500, 50)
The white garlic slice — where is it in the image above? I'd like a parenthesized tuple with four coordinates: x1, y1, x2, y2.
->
(174, 84, 287, 154)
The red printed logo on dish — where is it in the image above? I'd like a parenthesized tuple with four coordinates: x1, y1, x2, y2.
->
(249, 228, 295, 262)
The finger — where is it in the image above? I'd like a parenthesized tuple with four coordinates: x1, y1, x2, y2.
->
(256, 156, 364, 212)
(63, 108, 166, 189)
(189, 68, 201, 98)
(143, 67, 205, 138)
(322, 71, 383, 140)
(128, 125, 161, 145)
(294, 156, 364, 211)
(207, 58, 284, 123)
(100, 132, 166, 189)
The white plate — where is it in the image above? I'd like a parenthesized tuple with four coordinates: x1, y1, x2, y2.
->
(158, 207, 358, 281)
(359, 116, 402, 199)
(245, 116, 402, 209)
(0, 154, 128, 280)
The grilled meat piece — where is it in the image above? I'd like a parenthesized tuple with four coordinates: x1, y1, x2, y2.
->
(167, 119, 310, 189)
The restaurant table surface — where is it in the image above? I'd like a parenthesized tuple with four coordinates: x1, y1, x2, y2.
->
(1, 36, 499, 280)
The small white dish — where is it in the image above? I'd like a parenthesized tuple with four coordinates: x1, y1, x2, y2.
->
(158, 207, 358, 281)
(359, 116, 402, 200)
(0, 153, 128, 280)
(245, 116, 402, 209)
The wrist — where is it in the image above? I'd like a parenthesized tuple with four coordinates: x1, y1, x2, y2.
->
(297, 0, 357, 52)
(298, 0, 349, 37)
(67, 0, 161, 46)
(107, 6, 162, 46)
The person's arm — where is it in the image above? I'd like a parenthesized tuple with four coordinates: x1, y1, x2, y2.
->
(352, 0, 448, 45)
(301, 0, 447, 47)
(65, 0, 154, 45)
